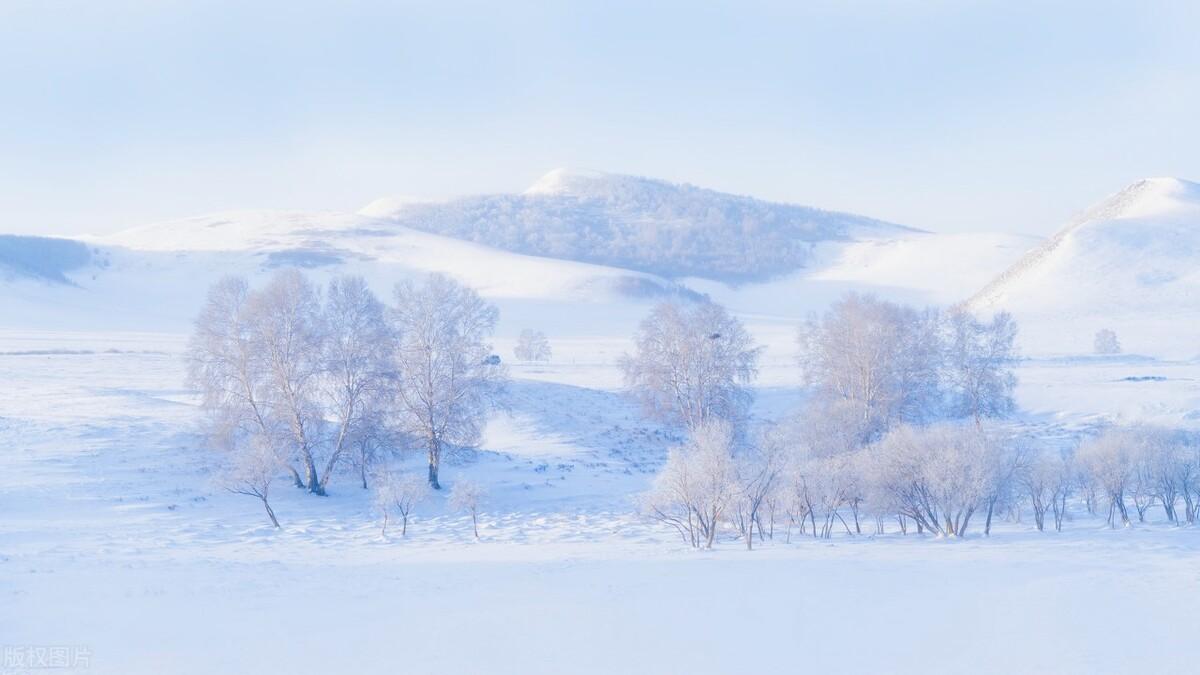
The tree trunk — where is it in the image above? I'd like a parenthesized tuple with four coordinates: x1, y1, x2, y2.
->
(305, 458, 324, 496)
(745, 512, 754, 550)
(319, 417, 353, 494)
(262, 497, 280, 528)
(427, 438, 442, 490)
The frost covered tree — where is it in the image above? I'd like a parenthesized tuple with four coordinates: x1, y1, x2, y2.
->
(513, 329, 552, 362)
(1077, 428, 1136, 527)
(449, 479, 486, 539)
(391, 274, 506, 489)
(346, 409, 398, 490)
(187, 276, 284, 474)
(187, 272, 397, 499)
(221, 436, 284, 529)
(374, 470, 431, 537)
(779, 408, 867, 538)
(1131, 427, 1199, 524)
(318, 275, 395, 494)
(797, 293, 942, 443)
(731, 429, 788, 549)
(621, 300, 760, 431)
(1019, 452, 1074, 532)
(642, 421, 740, 548)
(245, 270, 328, 493)
(1093, 328, 1121, 355)
(861, 422, 1015, 537)
(942, 309, 1019, 424)
(1074, 426, 1198, 527)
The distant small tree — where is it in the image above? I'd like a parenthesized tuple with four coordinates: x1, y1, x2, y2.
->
(1094, 329, 1121, 355)
(449, 480, 486, 539)
(375, 470, 431, 537)
(513, 329, 552, 362)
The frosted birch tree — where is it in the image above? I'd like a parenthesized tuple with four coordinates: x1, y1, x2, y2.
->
(1077, 428, 1135, 527)
(797, 293, 942, 443)
(188, 272, 398, 499)
(375, 470, 431, 537)
(391, 273, 505, 489)
(621, 300, 760, 431)
(732, 428, 788, 549)
(861, 422, 1013, 537)
(942, 309, 1018, 424)
(317, 275, 394, 493)
(222, 438, 284, 528)
(187, 276, 289, 476)
(244, 270, 327, 493)
(1019, 452, 1074, 532)
(642, 421, 739, 548)
(449, 479, 486, 539)
(513, 329, 552, 362)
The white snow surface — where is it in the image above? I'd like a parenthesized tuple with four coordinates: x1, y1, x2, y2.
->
(2, 331, 1199, 675)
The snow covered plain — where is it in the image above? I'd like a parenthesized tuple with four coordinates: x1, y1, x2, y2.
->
(4, 173, 1200, 674)
(3, 328, 1199, 675)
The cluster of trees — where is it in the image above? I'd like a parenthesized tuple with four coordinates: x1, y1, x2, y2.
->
(186, 270, 505, 527)
(797, 293, 1019, 443)
(646, 416, 1200, 549)
(388, 176, 889, 281)
(621, 292, 1019, 444)
(632, 293, 1198, 548)
(1075, 426, 1199, 527)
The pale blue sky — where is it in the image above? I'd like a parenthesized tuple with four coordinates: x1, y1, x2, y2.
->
(2, 0, 1198, 236)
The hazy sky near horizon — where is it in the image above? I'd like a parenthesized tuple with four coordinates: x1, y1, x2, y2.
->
(2, 0, 1199, 237)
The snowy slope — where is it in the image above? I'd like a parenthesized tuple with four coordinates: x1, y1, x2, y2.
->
(0, 210, 696, 334)
(0, 176, 1033, 343)
(970, 178, 1200, 358)
(361, 168, 919, 281)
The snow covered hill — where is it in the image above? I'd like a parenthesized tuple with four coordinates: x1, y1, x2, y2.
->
(361, 168, 919, 281)
(0, 234, 94, 283)
(970, 178, 1200, 358)
(0, 209, 702, 334)
(0, 175, 1035, 342)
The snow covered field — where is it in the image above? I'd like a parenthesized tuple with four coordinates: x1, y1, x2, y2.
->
(3, 329, 1198, 675)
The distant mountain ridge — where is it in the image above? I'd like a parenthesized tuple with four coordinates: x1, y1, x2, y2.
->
(361, 169, 917, 281)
